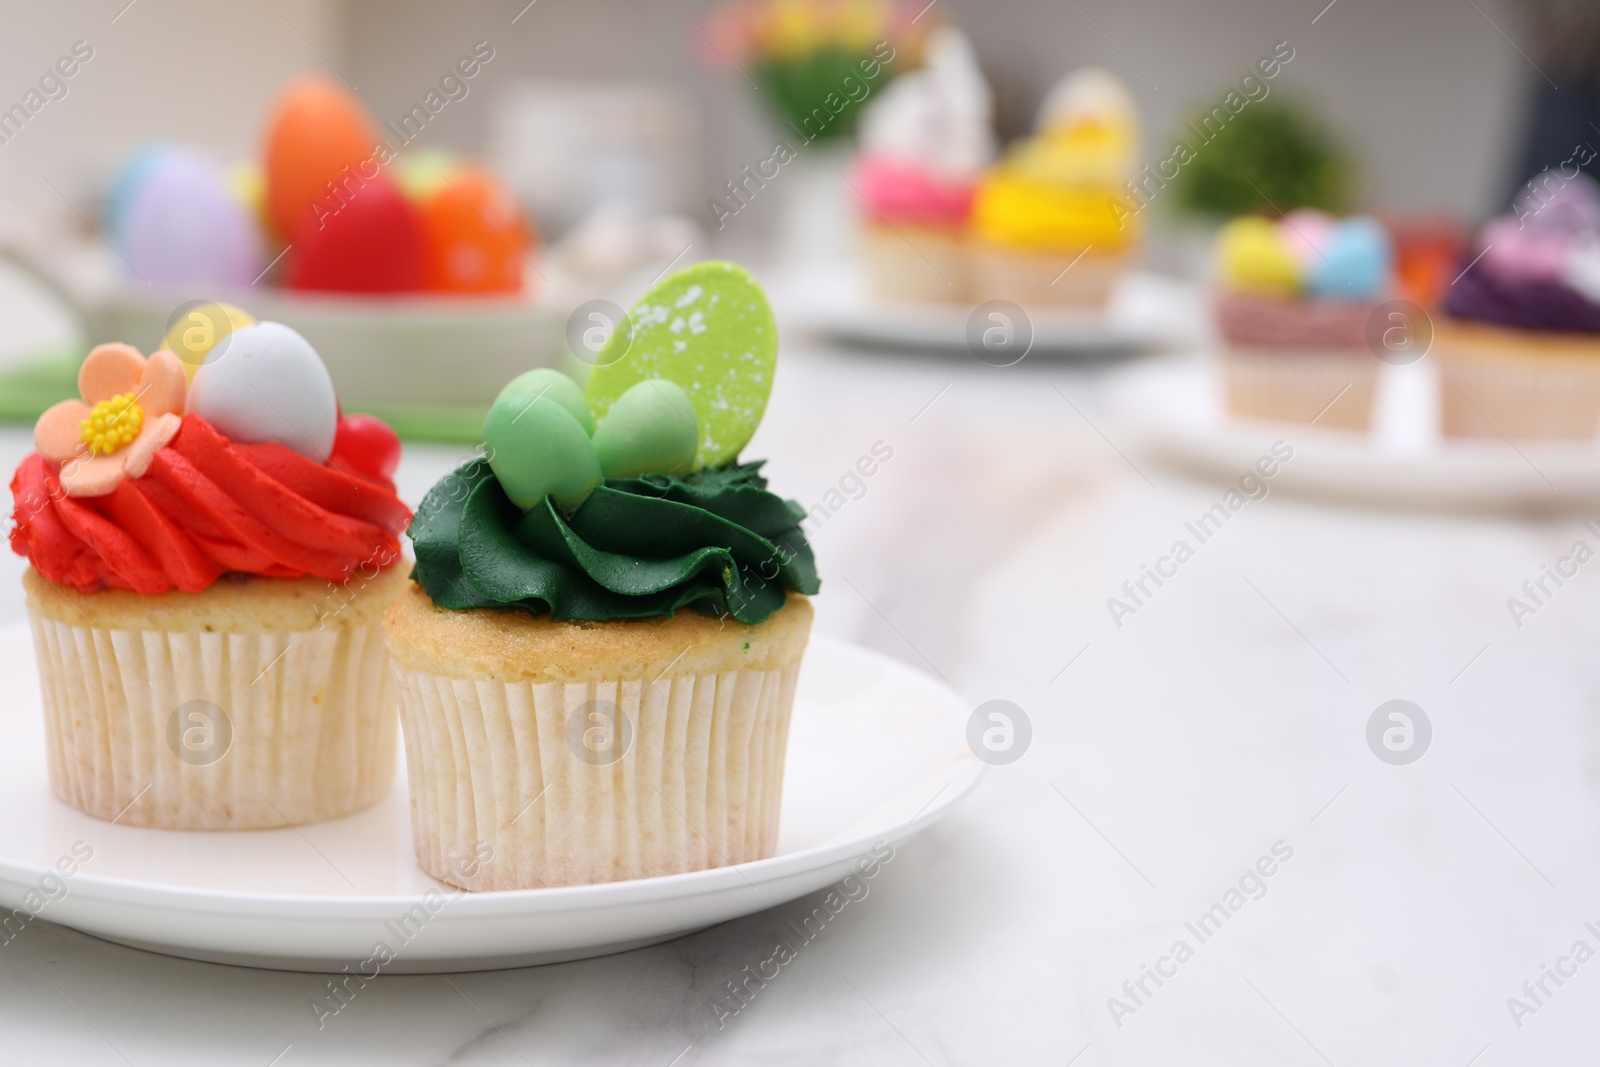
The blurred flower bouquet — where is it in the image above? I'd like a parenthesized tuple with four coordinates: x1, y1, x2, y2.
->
(703, 0, 932, 142)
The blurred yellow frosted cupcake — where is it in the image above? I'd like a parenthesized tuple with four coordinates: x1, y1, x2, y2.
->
(969, 68, 1140, 307)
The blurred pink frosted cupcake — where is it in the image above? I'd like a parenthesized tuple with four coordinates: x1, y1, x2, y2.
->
(852, 27, 993, 303)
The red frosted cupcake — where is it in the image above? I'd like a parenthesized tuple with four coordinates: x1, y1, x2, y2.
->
(10, 322, 412, 830)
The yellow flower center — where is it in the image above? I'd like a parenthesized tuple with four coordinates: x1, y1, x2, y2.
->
(80, 392, 144, 456)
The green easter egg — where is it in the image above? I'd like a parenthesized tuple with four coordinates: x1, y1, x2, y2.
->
(483, 393, 602, 511)
(592, 379, 699, 478)
(588, 261, 776, 469)
(497, 368, 595, 435)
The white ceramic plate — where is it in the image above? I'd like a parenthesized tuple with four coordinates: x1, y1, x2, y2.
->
(1107, 354, 1600, 512)
(0, 628, 981, 973)
(778, 264, 1199, 358)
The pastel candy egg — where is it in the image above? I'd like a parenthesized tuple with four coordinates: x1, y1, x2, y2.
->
(119, 148, 265, 287)
(286, 173, 424, 293)
(588, 261, 777, 470)
(592, 379, 698, 478)
(163, 302, 255, 381)
(1217, 217, 1299, 296)
(1277, 208, 1335, 268)
(483, 393, 601, 511)
(496, 369, 593, 435)
(1305, 216, 1391, 299)
(187, 321, 338, 462)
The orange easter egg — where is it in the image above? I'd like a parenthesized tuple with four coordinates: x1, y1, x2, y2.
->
(414, 165, 534, 294)
(262, 76, 378, 241)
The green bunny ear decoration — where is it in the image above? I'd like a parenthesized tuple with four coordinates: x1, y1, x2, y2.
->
(587, 261, 778, 470)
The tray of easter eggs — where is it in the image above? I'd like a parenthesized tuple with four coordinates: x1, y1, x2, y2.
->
(73, 77, 565, 411)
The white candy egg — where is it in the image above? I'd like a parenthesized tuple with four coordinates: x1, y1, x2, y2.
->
(187, 321, 337, 462)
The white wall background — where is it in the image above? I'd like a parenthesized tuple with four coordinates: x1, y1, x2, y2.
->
(0, 0, 1544, 253)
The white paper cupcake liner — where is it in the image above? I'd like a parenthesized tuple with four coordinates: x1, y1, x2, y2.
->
(1222, 347, 1378, 430)
(968, 243, 1126, 308)
(1438, 345, 1600, 439)
(27, 610, 397, 830)
(392, 661, 801, 891)
(862, 226, 966, 304)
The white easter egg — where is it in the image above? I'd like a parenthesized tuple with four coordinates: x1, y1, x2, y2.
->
(187, 321, 338, 462)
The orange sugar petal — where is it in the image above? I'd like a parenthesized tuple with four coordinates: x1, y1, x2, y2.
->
(34, 399, 90, 463)
(58, 452, 126, 497)
(79, 342, 145, 404)
(122, 412, 182, 479)
(138, 349, 187, 418)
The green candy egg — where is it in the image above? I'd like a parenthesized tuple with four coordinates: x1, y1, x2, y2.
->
(592, 378, 698, 478)
(483, 392, 602, 511)
(496, 368, 595, 435)
(588, 261, 776, 470)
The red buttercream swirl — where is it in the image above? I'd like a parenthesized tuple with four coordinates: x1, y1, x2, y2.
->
(9, 414, 412, 595)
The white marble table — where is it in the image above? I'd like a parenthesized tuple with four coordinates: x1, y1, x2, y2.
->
(2, 338, 1597, 1065)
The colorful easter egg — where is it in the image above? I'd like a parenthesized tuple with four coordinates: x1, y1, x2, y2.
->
(396, 149, 458, 200)
(1305, 216, 1391, 299)
(414, 164, 530, 294)
(591, 378, 698, 478)
(1216, 216, 1299, 296)
(496, 369, 594, 435)
(1277, 208, 1335, 269)
(262, 76, 378, 240)
(162, 301, 255, 381)
(106, 141, 177, 237)
(588, 261, 777, 470)
(286, 173, 424, 293)
(187, 321, 338, 461)
(226, 160, 273, 240)
(119, 148, 265, 288)
(482, 392, 601, 511)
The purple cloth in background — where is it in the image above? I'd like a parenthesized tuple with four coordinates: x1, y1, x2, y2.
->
(1444, 258, 1600, 333)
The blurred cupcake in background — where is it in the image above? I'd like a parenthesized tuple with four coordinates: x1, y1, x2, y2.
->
(1438, 177, 1600, 439)
(969, 68, 1140, 307)
(851, 26, 993, 303)
(1213, 210, 1392, 430)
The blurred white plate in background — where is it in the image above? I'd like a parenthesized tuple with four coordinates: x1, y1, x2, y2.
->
(778, 265, 1202, 358)
(1107, 354, 1600, 512)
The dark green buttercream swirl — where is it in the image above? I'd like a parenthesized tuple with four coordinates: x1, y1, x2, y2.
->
(409, 459, 820, 623)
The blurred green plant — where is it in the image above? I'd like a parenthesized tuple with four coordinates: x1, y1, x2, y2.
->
(751, 49, 890, 141)
(1169, 99, 1353, 218)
